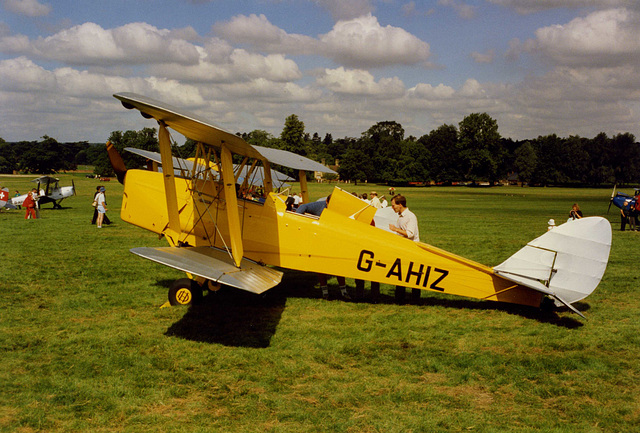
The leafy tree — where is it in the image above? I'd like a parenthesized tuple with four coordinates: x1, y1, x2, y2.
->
(0, 138, 17, 174)
(281, 114, 306, 155)
(338, 146, 368, 182)
(419, 124, 459, 182)
(457, 113, 503, 183)
(609, 133, 639, 185)
(362, 121, 405, 182)
(19, 136, 73, 174)
(397, 139, 430, 182)
(243, 130, 273, 147)
(585, 133, 614, 184)
(513, 141, 537, 185)
(561, 136, 590, 184)
(530, 134, 566, 186)
(94, 128, 159, 176)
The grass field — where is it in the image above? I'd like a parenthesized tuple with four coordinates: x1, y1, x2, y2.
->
(1, 174, 639, 432)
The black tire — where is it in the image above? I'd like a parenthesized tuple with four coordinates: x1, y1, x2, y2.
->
(168, 278, 203, 306)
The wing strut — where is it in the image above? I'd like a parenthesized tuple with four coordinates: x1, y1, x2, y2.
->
(298, 170, 309, 203)
(220, 143, 244, 267)
(158, 122, 182, 243)
(262, 160, 273, 194)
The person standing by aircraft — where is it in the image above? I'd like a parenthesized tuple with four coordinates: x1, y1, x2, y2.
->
(625, 200, 637, 231)
(389, 195, 420, 242)
(31, 188, 40, 218)
(569, 203, 583, 220)
(92, 186, 111, 225)
(370, 191, 381, 209)
(620, 200, 633, 231)
(95, 186, 108, 228)
(23, 190, 36, 219)
(388, 194, 421, 303)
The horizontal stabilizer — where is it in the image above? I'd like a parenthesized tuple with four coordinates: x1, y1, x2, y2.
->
(494, 217, 612, 308)
(131, 246, 283, 294)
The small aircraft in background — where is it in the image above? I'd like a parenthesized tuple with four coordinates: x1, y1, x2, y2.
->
(608, 185, 639, 213)
(107, 92, 612, 318)
(0, 187, 9, 209)
(9, 176, 76, 209)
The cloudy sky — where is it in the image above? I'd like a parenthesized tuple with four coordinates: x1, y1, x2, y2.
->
(1, 0, 639, 144)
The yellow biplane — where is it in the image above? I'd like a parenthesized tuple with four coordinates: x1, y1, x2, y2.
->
(108, 93, 612, 317)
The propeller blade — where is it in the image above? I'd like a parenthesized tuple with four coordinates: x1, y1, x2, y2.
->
(106, 141, 128, 185)
(72, 179, 77, 196)
(607, 184, 616, 214)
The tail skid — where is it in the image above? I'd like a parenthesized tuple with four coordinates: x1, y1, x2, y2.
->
(494, 217, 612, 317)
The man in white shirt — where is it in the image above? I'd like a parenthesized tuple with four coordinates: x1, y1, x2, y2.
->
(389, 195, 419, 242)
(369, 191, 381, 209)
(388, 194, 421, 303)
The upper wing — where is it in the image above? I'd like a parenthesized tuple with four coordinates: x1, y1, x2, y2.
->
(114, 93, 264, 160)
(114, 92, 336, 174)
(254, 145, 337, 174)
(32, 175, 58, 184)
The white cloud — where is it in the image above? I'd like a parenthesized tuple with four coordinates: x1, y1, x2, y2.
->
(212, 14, 319, 55)
(219, 78, 322, 102)
(316, 67, 405, 96)
(213, 13, 431, 69)
(5, 22, 201, 66)
(2, 0, 51, 17)
(533, 8, 640, 67)
(319, 14, 431, 68)
(152, 47, 302, 83)
(0, 56, 56, 92)
(409, 83, 455, 99)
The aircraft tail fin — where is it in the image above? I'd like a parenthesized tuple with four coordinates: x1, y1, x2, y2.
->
(493, 217, 612, 315)
(0, 187, 8, 209)
(106, 141, 128, 184)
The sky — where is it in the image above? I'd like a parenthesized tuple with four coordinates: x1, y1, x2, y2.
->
(1, 0, 639, 144)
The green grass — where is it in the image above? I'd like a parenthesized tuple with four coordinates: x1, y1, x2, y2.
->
(1, 175, 639, 432)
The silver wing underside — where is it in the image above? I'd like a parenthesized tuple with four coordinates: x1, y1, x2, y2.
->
(131, 246, 283, 294)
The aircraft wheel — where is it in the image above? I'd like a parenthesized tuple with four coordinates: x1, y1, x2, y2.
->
(168, 278, 203, 306)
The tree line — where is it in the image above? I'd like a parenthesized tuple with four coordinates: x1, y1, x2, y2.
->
(2, 113, 639, 186)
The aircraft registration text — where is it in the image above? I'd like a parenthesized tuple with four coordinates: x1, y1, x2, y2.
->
(356, 249, 449, 291)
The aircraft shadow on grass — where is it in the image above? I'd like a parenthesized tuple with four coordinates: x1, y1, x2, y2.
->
(161, 269, 583, 348)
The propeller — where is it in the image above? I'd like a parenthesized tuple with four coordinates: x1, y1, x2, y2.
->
(106, 141, 128, 185)
(72, 179, 77, 196)
(607, 184, 617, 213)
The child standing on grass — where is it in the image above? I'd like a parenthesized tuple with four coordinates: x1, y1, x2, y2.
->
(96, 186, 107, 228)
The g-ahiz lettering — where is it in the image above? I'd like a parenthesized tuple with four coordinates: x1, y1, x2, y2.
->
(356, 249, 449, 291)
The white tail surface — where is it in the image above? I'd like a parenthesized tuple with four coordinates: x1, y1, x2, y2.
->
(494, 217, 612, 315)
